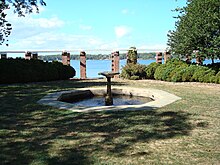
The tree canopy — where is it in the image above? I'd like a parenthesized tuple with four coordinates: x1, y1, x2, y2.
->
(0, 0, 46, 45)
(167, 0, 220, 60)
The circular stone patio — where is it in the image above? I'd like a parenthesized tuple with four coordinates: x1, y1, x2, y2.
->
(37, 86, 181, 112)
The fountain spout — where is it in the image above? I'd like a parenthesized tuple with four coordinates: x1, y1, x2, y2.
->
(98, 71, 120, 106)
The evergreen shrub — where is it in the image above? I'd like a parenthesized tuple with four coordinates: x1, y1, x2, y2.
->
(0, 58, 76, 84)
(145, 62, 160, 79)
(120, 63, 146, 80)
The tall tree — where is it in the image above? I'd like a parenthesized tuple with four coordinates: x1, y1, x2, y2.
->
(0, 0, 46, 46)
(167, 0, 220, 61)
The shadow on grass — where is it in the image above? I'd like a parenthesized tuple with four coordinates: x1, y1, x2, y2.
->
(0, 80, 193, 164)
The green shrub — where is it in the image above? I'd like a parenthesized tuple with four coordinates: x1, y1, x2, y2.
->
(171, 66, 187, 82)
(0, 59, 76, 84)
(154, 59, 188, 81)
(145, 62, 160, 79)
(154, 64, 166, 80)
(181, 65, 198, 82)
(214, 71, 220, 84)
(120, 63, 146, 80)
(192, 66, 215, 83)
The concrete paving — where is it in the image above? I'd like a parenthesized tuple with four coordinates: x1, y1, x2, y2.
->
(37, 86, 181, 112)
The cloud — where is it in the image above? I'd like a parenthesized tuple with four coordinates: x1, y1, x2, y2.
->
(121, 9, 129, 14)
(4, 9, 64, 40)
(79, 24, 92, 31)
(121, 9, 135, 15)
(114, 26, 132, 38)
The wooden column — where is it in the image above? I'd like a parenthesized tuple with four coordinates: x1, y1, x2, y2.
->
(62, 52, 70, 66)
(164, 52, 171, 64)
(156, 52, 162, 64)
(80, 51, 86, 79)
(111, 51, 120, 79)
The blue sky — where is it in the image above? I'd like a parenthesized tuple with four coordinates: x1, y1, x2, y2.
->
(2, 0, 187, 56)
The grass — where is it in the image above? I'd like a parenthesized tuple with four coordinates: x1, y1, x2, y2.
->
(0, 79, 220, 165)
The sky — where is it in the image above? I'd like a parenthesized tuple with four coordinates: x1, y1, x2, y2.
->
(1, 0, 187, 57)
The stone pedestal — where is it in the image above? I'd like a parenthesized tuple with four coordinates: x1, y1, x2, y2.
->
(98, 71, 120, 106)
(156, 52, 162, 64)
(105, 77, 113, 105)
(80, 51, 86, 79)
(111, 51, 120, 79)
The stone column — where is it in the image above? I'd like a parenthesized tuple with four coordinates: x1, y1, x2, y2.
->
(111, 51, 120, 79)
(186, 54, 191, 64)
(164, 52, 171, 64)
(32, 53, 38, 60)
(62, 52, 70, 66)
(156, 52, 162, 64)
(25, 52, 32, 60)
(196, 51, 202, 65)
(1, 53, 7, 59)
(80, 51, 86, 79)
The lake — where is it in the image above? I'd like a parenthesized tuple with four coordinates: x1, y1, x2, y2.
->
(70, 59, 220, 78)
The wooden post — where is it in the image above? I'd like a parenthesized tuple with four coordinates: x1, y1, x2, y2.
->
(156, 52, 162, 64)
(80, 51, 86, 79)
(111, 51, 120, 79)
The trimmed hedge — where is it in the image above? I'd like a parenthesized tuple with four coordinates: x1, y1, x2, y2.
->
(0, 58, 76, 84)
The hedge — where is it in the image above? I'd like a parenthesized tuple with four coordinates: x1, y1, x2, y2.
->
(0, 58, 76, 84)
(121, 59, 220, 84)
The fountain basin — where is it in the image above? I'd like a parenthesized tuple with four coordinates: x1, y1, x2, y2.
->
(37, 87, 181, 112)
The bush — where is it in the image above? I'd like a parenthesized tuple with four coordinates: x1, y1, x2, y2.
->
(192, 66, 215, 83)
(120, 63, 146, 80)
(181, 65, 198, 82)
(145, 62, 160, 79)
(154, 59, 188, 81)
(0, 59, 76, 84)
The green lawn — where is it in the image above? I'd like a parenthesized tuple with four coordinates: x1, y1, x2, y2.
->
(0, 80, 219, 165)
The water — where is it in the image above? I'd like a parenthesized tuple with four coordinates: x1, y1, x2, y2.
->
(71, 59, 220, 78)
(73, 95, 153, 107)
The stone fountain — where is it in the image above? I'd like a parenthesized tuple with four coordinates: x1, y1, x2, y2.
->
(98, 71, 120, 106)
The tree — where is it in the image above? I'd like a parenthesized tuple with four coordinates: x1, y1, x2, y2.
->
(0, 0, 46, 46)
(167, 0, 220, 62)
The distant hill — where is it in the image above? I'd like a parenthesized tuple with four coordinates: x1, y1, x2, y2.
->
(39, 53, 156, 61)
